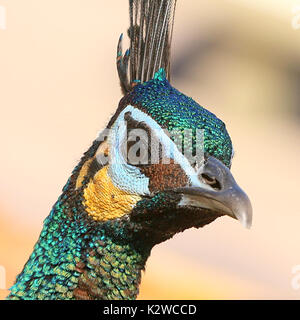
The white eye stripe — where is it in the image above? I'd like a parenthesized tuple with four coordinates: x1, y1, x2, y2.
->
(125, 106, 203, 186)
(107, 107, 150, 195)
(106, 105, 211, 194)
(229, 146, 235, 167)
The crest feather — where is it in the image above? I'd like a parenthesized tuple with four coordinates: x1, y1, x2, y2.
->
(117, 0, 177, 94)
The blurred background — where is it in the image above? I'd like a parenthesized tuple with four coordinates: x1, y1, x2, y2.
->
(1, 0, 300, 299)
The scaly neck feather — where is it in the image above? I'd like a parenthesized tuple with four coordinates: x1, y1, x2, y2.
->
(7, 140, 152, 300)
(7, 197, 151, 300)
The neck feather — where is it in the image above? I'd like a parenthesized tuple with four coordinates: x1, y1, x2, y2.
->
(7, 199, 150, 300)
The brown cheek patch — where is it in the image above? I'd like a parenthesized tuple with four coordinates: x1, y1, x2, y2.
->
(140, 160, 189, 193)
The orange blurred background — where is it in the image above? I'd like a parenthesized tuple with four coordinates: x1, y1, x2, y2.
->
(1, 0, 300, 299)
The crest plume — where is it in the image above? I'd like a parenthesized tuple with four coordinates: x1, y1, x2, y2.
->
(117, 0, 177, 94)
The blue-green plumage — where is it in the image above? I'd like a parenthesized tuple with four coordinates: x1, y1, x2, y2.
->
(7, 74, 233, 300)
(121, 69, 233, 167)
(7, 0, 252, 300)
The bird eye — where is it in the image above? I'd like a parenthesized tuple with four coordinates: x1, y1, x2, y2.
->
(201, 173, 221, 190)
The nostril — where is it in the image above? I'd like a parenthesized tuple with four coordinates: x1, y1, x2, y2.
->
(201, 173, 222, 190)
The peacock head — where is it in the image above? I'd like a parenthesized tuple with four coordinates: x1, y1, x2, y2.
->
(79, 70, 252, 248)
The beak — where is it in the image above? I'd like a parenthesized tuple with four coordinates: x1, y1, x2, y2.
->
(176, 156, 253, 229)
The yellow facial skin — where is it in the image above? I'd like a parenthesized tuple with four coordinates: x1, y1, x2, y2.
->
(76, 158, 94, 190)
(76, 141, 110, 190)
(82, 166, 142, 222)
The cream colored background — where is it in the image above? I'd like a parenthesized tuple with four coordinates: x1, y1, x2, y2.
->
(1, 0, 300, 299)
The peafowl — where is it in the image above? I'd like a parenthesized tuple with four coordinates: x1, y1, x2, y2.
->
(7, 0, 252, 300)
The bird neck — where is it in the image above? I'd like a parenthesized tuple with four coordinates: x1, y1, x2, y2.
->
(72, 230, 150, 300)
(8, 197, 151, 300)
(8, 139, 155, 300)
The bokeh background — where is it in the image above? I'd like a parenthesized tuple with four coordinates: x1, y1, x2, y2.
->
(1, 0, 300, 299)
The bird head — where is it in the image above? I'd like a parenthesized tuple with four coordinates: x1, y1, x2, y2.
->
(77, 69, 252, 248)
